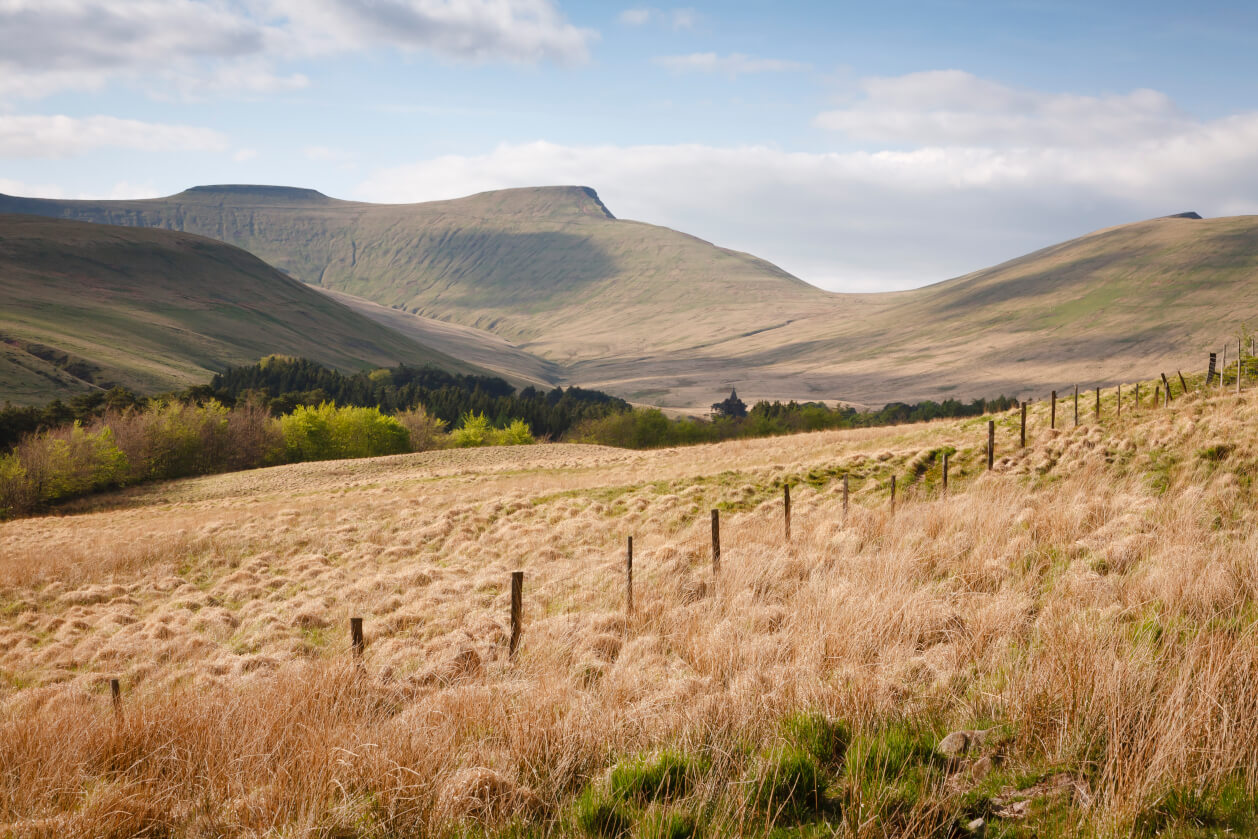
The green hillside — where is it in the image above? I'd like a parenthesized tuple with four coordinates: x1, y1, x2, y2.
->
(0, 185, 833, 364)
(3, 186, 1256, 410)
(0, 214, 487, 405)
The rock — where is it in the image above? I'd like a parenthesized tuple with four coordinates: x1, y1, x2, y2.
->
(966, 817, 986, 837)
(971, 755, 995, 781)
(938, 727, 997, 757)
(938, 730, 972, 757)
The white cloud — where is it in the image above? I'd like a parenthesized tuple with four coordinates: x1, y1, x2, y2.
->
(816, 70, 1193, 148)
(233, 148, 259, 162)
(0, 114, 228, 158)
(266, 0, 596, 64)
(0, 0, 595, 101)
(353, 112, 1258, 291)
(618, 6, 696, 29)
(0, 178, 163, 199)
(654, 52, 807, 77)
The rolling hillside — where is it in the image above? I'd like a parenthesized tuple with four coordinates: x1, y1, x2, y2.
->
(0, 215, 488, 405)
(3, 185, 1256, 409)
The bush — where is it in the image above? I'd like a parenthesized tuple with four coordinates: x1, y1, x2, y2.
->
(395, 406, 448, 451)
(450, 411, 492, 448)
(0, 423, 129, 516)
(492, 418, 535, 446)
(279, 403, 409, 461)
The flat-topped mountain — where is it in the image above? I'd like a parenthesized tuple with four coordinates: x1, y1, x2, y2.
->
(0, 214, 487, 404)
(3, 185, 1255, 408)
(0, 185, 827, 368)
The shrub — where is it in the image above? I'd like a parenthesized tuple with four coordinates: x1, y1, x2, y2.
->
(634, 808, 696, 839)
(396, 406, 448, 451)
(492, 418, 535, 446)
(450, 411, 492, 448)
(0, 423, 129, 515)
(280, 403, 409, 461)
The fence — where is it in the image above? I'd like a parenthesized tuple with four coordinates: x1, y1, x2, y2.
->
(102, 344, 1255, 709)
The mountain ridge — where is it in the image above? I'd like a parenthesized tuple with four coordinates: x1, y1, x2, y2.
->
(0, 213, 492, 405)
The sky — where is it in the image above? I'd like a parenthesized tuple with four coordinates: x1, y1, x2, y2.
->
(3, 0, 1258, 292)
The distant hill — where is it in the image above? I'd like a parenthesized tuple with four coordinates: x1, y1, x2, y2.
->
(4, 186, 1256, 409)
(0, 214, 488, 405)
(0, 185, 831, 365)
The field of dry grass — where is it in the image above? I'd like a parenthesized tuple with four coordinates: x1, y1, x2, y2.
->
(3, 377, 1258, 837)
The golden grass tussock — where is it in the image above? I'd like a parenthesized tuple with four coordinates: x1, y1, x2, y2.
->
(4, 383, 1258, 835)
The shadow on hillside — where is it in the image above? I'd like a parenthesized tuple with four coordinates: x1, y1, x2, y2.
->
(412, 229, 619, 311)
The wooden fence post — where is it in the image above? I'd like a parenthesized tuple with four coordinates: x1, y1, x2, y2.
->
(890, 475, 896, 513)
(942, 452, 949, 495)
(1074, 385, 1079, 426)
(1117, 385, 1121, 419)
(1020, 401, 1027, 448)
(711, 509, 720, 573)
(509, 571, 523, 659)
(1134, 382, 1139, 409)
(1239, 338, 1243, 395)
(626, 536, 633, 616)
(110, 678, 121, 715)
(1208, 353, 1218, 388)
(1051, 391, 1057, 429)
(1178, 371, 1188, 395)
(1162, 373, 1174, 402)
(1221, 347, 1227, 387)
(1155, 385, 1161, 408)
(842, 474, 849, 517)
(987, 420, 995, 470)
(783, 484, 791, 542)
(350, 617, 364, 659)
(1095, 386, 1101, 421)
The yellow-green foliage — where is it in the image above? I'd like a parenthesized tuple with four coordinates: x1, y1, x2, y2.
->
(0, 423, 128, 514)
(279, 403, 410, 462)
(450, 412, 535, 448)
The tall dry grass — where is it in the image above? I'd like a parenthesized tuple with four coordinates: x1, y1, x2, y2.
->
(2, 384, 1258, 836)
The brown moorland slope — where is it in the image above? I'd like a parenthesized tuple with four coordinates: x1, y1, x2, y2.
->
(4, 371, 1258, 835)
(4, 186, 1257, 408)
(0, 214, 490, 404)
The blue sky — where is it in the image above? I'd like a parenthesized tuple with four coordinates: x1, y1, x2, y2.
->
(4, 0, 1258, 291)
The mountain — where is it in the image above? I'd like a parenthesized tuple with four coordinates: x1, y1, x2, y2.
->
(0, 185, 833, 365)
(3, 186, 1254, 409)
(0, 214, 489, 405)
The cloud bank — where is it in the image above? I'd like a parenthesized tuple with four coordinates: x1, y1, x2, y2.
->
(355, 75, 1258, 291)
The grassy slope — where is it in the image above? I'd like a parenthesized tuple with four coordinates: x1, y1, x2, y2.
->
(3, 186, 1256, 408)
(4, 372, 1258, 836)
(0, 214, 490, 404)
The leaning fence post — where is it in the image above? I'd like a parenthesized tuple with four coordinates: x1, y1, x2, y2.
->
(626, 536, 633, 616)
(1051, 390, 1057, 429)
(350, 617, 364, 659)
(783, 484, 791, 542)
(509, 571, 523, 659)
(1178, 371, 1188, 395)
(711, 509, 720, 573)
(942, 452, 949, 495)
(1020, 401, 1027, 448)
(1162, 373, 1174, 402)
(987, 420, 995, 469)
